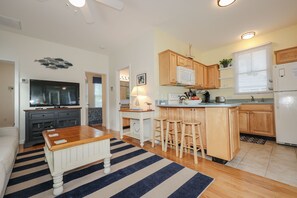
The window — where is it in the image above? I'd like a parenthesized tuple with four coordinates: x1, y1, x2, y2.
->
(94, 84, 102, 107)
(93, 77, 102, 108)
(233, 43, 273, 94)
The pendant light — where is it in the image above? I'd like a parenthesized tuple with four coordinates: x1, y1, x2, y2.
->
(217, 0, 236, 7)
(68, 0, 86, 8)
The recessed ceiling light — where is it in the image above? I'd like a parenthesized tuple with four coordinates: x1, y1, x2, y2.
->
(241, 32, 256, 40)
(68, 0, 85, 8)
(217, 0, 236, 7)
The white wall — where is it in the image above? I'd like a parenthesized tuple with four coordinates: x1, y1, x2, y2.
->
(0, 60, 14, 127)
(109, 30, 155, 131)
(197, 24, 297, 100)
(0, 30, 109, 143)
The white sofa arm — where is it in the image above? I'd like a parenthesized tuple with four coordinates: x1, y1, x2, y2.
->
(0, 127, 19, 138)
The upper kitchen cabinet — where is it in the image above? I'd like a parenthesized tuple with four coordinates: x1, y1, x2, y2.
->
(159, 50, 177, 85)
(193, 61, 205, 89)
(177, 55, 193, 69)
(205, 64, 220, 89)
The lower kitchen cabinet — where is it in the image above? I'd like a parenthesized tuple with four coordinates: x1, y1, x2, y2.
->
(239, 111, 249, 132)
(205, 107, 240, 161)
(239, 104, 275, 137)
(160, 106, 240, 161)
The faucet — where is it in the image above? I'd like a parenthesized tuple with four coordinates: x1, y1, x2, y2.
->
(251, 96, 255, 102)
(179, 95, 186, 104)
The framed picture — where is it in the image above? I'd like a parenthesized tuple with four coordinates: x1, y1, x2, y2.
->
(136, 73, 146, 86)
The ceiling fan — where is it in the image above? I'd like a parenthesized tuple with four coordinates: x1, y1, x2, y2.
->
(69, 0, 124, 23)
(38, 0, 124, 24)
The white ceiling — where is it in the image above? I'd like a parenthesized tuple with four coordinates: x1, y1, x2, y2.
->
(1, 0, 297, 54)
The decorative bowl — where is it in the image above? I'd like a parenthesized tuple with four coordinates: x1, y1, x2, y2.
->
(184, 99, 202, 105)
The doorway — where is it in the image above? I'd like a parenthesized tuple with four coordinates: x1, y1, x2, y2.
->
(85, 72, 107, 127)
(0, 60, 15, 127)
(119, 67, 130, 129)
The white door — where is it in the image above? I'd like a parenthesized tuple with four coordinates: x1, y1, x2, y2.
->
(274, 91, 297, 145)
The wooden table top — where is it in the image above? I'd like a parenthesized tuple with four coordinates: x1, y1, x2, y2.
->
(42, 125, 113, 151)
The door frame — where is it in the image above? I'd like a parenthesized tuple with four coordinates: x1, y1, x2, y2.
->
(116, 65, 131, 131)
(84, 71, 108, 128)
(0, 58, 19, 129)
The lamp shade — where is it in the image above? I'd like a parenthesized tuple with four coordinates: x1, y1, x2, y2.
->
(131, 86, 145, 96)
(69, 0, 86, 7)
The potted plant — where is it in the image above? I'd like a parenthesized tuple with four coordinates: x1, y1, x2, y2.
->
(219, 58, 232, 68)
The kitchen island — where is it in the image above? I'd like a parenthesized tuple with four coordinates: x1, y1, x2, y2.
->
(158, 103, 241, 162)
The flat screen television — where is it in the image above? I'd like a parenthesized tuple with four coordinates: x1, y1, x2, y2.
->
(30, 79, 80, 107)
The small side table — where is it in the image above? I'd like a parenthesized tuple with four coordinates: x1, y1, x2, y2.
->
(119, 109, 154, 147)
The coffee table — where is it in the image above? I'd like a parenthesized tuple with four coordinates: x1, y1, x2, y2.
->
(42, 125, 113, 196)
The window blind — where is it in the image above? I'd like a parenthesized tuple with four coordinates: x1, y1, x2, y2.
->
(233, 43, 272, 94)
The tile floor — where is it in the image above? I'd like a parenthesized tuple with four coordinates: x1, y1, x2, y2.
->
(226, 140, 297, 187)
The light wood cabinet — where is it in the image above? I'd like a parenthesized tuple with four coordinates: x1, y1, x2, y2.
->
(239, 104, 275, 137)
(159, 50, 220, 89)
(205, 64, 220, 89)
(239, 111, 249, 132)
(177, 55, 193, 69)
(159, 50, 177, 85)
(249, 111, 274, 136)
(229, 107, 240, 159)
(193, 61, 205, 89)
(206, 107, 240, 161)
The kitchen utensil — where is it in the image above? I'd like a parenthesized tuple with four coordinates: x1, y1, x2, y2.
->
(215, 96, 226, 103)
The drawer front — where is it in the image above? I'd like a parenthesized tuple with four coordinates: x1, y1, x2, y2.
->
(30, 113, 55, 120)
(239, 104, 273, 111)
(58, 110, 80, 118)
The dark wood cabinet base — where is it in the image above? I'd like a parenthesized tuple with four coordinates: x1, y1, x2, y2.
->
(24, 108, 81, 148)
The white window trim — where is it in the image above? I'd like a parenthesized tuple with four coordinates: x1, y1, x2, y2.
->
(233, 43, 273, 94)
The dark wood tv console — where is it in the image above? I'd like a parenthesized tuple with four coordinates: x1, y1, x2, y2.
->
(24, 107, 81, 148)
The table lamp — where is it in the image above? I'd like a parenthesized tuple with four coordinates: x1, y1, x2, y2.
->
(131, 86, 145, 110)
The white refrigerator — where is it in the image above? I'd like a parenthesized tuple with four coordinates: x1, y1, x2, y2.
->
(273, 62, 297, 146)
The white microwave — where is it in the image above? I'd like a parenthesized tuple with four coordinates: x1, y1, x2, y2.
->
(176, 66, 195, 85)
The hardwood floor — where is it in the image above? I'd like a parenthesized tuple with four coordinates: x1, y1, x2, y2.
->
(20, 126, 297, 198)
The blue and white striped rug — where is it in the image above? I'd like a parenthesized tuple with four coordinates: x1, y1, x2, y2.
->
(5, 138, 214, 198)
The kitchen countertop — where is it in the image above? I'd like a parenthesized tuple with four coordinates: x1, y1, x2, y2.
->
(157, 103, 241, 108)
(156, 98, 274, 108)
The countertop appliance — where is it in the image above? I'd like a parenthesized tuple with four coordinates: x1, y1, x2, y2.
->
(176, 66, 195, 86)
(203, 91, 210, 103)
(273, 62, 297, 146)
(215, 96, 226, 103)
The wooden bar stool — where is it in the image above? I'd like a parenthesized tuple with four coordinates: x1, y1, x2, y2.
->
(152, 117, 166, 151)
(165, 119, 182, 157)
(180, 121, 205, 164)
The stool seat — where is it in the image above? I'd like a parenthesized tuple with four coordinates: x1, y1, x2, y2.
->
(166, 119, 182, 123)
(154, 117, 167, 121)
(182, 121, 201, 125)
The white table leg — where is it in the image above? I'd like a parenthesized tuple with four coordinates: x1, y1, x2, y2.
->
(119, 112, 123, 139)
(53, 173, 64, 196)
(139, 117, 144, 147)
(104, 154, 112, 174)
